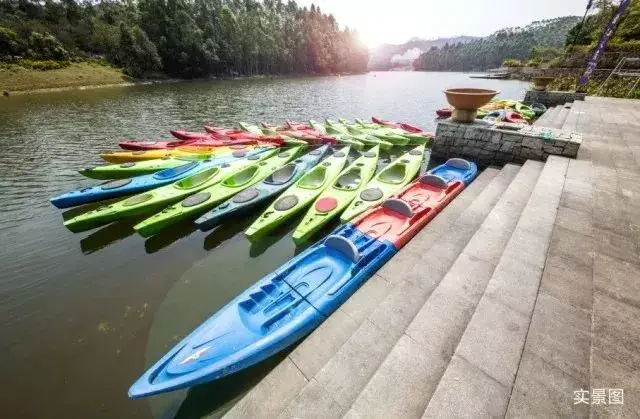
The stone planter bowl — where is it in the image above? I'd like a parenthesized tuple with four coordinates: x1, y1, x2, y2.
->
(532, 76, 555, 91)
(443, 88, 499, 123)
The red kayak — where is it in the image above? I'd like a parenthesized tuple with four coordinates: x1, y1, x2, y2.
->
(203, 126, 250, 136)
(435, 108, 453, 118)
(118, 137, 263, 151)
(350, 174, 464, 249)
(505, 110, 528, 125)
(371, 116, 423, 133)
(170, 130, 213, 141)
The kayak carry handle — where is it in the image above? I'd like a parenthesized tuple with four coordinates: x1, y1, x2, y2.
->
(325, 235, 360, 263)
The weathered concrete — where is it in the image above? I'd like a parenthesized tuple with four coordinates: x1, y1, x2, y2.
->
(433, 119, 582, 167)
(524, 90, 586, 107)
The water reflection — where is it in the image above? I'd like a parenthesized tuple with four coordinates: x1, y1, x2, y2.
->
(80, 218, 141, 254)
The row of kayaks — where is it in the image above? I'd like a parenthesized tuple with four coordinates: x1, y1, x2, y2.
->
(52, 117, 437, 241)
(435, 99, 547, 123)
(128, 155, 479, 398)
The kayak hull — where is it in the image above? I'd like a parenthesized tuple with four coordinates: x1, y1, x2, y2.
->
(128, 225, 396, 398)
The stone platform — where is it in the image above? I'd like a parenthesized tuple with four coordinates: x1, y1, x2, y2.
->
(432, 119, 582, 166)
(524, 90, 587, 107)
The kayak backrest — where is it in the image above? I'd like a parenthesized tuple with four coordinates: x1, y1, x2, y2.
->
(264, 163, 297, 185)
(382, 198, 414, 218)
(445, 158, 472, 170)
(325, 235, 360, 263)
(152, 161, 199, 180)
(419, 174, 448, 189)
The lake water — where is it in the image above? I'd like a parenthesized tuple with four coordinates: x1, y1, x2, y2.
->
(0, 72, 529, 418)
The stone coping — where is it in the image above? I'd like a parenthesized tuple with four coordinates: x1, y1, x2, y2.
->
(523, 90, 586, 107)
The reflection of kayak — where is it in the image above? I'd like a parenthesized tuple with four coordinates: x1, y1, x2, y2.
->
(293, 146, 380, 243)
(341, 145, 425, 222)
(245, 147, 351, 238)
(80, 148, 270, 180)
(134, 147, 305, 236)
(194, 145, 330, 231)
(64, 150, 278, 232)
(128, 227, 396, 399)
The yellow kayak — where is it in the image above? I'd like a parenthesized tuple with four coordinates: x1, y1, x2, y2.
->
(100, 144, 263, 163)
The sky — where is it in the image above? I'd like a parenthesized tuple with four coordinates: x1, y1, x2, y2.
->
(297, 0, 590, 47)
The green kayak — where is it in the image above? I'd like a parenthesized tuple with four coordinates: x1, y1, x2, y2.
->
(245, 147, 351, 239)
(337, 118, 428, 146)
(237, 121, 263, 134)
(64, 150, 280, 232)
(134, 146, 305, 237)
(78, 147, 272, 180)
(293, 145, 380, 243)
(340, 144, 425, 222)
(308, 120, 364, 150)
(322, 121, 393, 150)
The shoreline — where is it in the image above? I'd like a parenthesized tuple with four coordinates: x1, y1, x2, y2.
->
(2, 72, 366, 97)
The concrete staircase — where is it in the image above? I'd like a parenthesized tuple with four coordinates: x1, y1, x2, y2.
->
(225, 156, 574, 418)
(534, 102, 573, 129)
(223, 96, 640, 418)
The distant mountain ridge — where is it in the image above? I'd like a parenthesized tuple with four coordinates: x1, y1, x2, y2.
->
(368, 36, 478, 70)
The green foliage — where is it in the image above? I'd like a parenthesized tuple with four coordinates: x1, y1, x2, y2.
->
(502, 59, 524, 67)
(0, 26, 23, 56)
(17, 59, 71, 70)
(0, 0, 368, 79)
(26, 32, 70, 60)
(417, 17, 580, 71)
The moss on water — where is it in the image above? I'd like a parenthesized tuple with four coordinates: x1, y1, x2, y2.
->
(0, 61, 132, 93)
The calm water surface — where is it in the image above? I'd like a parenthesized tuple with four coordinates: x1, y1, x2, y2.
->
(0, 72, 529, 418)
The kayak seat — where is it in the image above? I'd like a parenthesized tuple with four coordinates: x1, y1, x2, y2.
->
(274, 195, 299, 211)
(419, 174, 448, 189)
(445, 158, 472, 170)
(360, 187, 383, 202)
(232, 187, 259, 203)
(382, 198, 414, 218)
(175, 167, 220, 189)
(222, 166, 259, 187)
(379, 164, 407, 184)
(181, 192, 212, 208)
(298, 167, 327, 189)
(325, 235, 360, 263)
(334, 169, 362, 190)
(264, 164, 297, 185)
(153, 162, 199, 180)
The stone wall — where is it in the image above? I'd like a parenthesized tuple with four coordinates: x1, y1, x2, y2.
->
(432, 120, 582, 167)
(523, 90, 586, 107)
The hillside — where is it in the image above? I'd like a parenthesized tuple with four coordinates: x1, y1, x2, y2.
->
(416, 16, 580, 71)
(368, 36, 477, 70)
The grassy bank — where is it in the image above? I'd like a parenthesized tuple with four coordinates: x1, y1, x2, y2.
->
(0, 62, 132, 94)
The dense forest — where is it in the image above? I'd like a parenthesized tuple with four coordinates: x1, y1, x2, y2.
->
(415, 16, 580, 71)
(0, 0, 368, 78)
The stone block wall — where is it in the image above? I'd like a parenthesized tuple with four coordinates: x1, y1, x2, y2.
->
(432, 120, 582, 167)
(523, 90, 586, 107)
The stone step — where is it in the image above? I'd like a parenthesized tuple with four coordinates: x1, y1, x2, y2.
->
(506, 158, 593, 417)
(423, 155, 569, 417)
(342, 160, 544, 418)
(534, 106, 559, 127)
(548, 105, 570, 129)
(223, 167, 504, 419)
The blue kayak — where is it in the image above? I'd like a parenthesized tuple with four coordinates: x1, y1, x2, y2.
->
(194, 145, 330, 231)
(128, 224, 396, 398)
(428, 158, 478, 186)
(50, 149, 272, 209)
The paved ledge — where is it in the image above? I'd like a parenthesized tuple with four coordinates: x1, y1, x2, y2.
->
(433, 120, 582, 166)
(524, 90, 587, 107)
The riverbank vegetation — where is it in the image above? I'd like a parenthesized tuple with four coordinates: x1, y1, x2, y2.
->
(0, 0, 368, 91)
